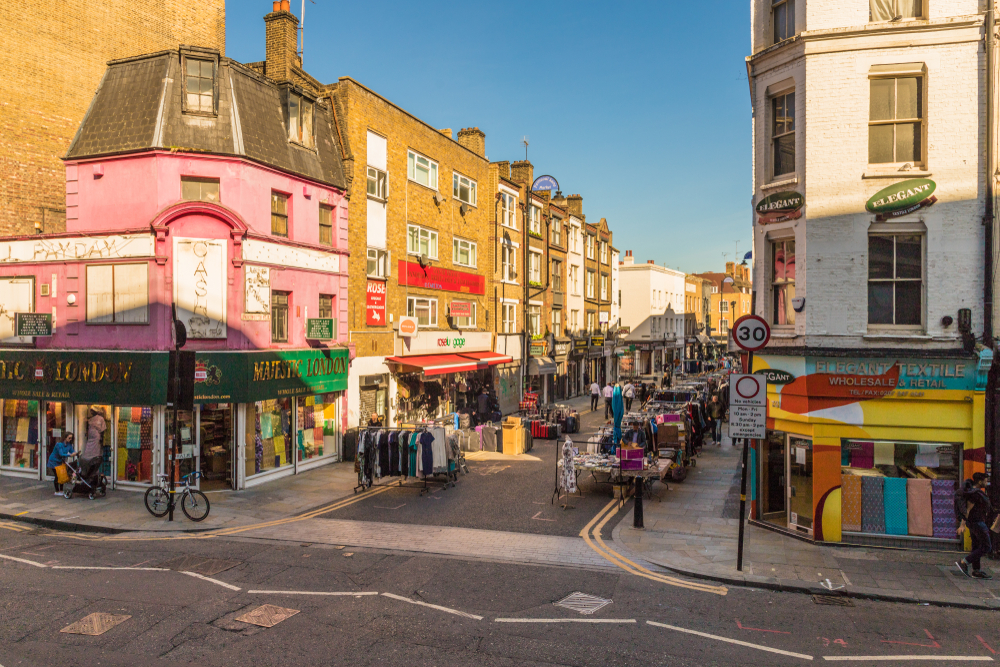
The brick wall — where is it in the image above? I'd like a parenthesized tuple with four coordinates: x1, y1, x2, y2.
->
(0, 0, 225, 236)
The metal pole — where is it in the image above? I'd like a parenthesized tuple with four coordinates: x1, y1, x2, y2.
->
(736, 289, 758, 571)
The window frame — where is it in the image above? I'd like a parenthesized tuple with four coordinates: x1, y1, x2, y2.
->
(599, 241, 608, 264)
(551, 308, 562, 333)
(407, 150, 439, 190)
(499, 191, 518, 230)
(870, 0, 925, 22)
(585, 235, 595, 260)
(600, 274, 608, 301)
(271, 191, 289, 238)
(770, 238, 796, 326)
(407, 296, 438, 327)
(319, 294, 334, 320)
(367, 248, 389, 279)
(501, 244, 518, 283)
(720, 300, 729, 313)
(452, 237, 477, 268)
(181, 176, 220, 203)
(452, 172, 477, 206)
(319, 204, 334, 247)
(406, 224, 439, 259)
(527, 304, 541, 336)
(550, 217, 562, 246)
(367, 166, 387, 201)
(551, 259, 563, 292)
(868, 73, 925, 167)
(772, 0, 795, 44)
(286, 90, 316, 149)
(528, 205, 542, 236)
(181, 55, 217, 116)
(85, 262, 150, 325)
(867, 233, 924, 329)
(771, 90, 796, 179)
(586, 270, 596, 299)
(451, 300, 477, 328)
(569, 265, 579, 295)
(501, 302, 517, 333)
(528, 250, 542, 284)
(271, 290, 290, 343)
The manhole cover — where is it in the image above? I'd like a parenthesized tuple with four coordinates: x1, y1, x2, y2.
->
(235, 604, 299, 628)
(554, 592, 612, 615)
(813, 594, 854, 607)
(61, 612, 131, 635)
(157, 556, 240, 576)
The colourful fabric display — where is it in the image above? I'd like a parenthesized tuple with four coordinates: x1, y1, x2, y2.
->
(27, 400, 38, 413)
(4, 401, 15, 418)
(861, 476, 886, 533)
(841, 474, 863, 532)
(850, 442, 874, 469)
(131, 407, 142, 422)
(261, 413, 273, 439)
(324, 402, 337, 420)
(254, 411, 263, 474)
(126, 422, 141, 449)
(274, 435, 286, 466)
(27, 417, 38, 445)
(874, 442, 895, 466)
(883, 477, 908, 535)
(906, 478, 933, 537)
(3, 419, 15, 442)
(305, 396, 315, 406)
(117, 448, 128, 478)
(141, 407, 152, 419)
(140, 449, 152, 481)
(16, 418, 29, 442)
(841, 447, 851, 466)
(931, 479, 957, 538)
(15, 401, 26, 418)
(303, 409, 315, 430)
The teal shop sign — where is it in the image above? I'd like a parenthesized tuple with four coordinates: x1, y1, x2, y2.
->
(865, 178, 937, 221)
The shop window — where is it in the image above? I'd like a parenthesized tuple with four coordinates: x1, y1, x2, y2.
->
(319, 294, 334, 319)
(2, 399, 39, 471)
(76, 404, 112, 479)
(367, 248, 388, 279)
(452, 172, 477, 205)
(869, 75, 923, 165)
(407, 296, 437, 326)
(287, 91, 315, 148)
(181, 176, 220, 203)
(246, 398, 293, 477)
(771, 91, 795, 177)
(407, 150, 438, 189)
(296, 394, 340, 464)
(319, 204, 333, 246)
(502, 302, 517, 333)
(407, 224, 438, 259)
(115, 406, 154, 484)
(271, 291, 289, 342)
(86, 263, 149, 324)
(868, 234, 922, 326)
(451, 301, 476, 328)
(771, 239, 795, 325)
(43, 401, 69, 479)
(271, 191, 289, 237)
(453, 237, 477, 268)
(841, 438, 960, 539)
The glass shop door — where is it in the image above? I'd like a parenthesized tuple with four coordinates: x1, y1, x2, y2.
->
(787, 436, 813, 533)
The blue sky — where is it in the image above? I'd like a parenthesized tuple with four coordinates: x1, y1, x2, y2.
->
(226, 0, 752, 273)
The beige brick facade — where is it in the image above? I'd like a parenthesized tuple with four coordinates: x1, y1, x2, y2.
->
(0, 0, 225, 235)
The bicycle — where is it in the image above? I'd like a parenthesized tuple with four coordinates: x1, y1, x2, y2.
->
(144, 471, 211, 522)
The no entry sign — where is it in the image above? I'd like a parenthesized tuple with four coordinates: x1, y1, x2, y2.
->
(731, 314, 770, 352)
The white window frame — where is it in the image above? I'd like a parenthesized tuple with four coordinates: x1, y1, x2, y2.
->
(569, 265, 580, 295)
(868, 73, 924, 167)
(452, 172, 477, 206)
(867, 232, 925, 329)
(407, 150, 438, 189)
(501, 244, 518, 283)
(500, 191, 518, 230)
(570, 309, 579, 330)
(528, 250, 542, 284)
(367, 247, 389, 279)
(529, 205, 542, 235)
(367, 166, 387, 200)
(452, 237, 477, 268)
(586, 235, 595, 260)
(407, 224, 438, 259)
(586, 270, 595, 299)
(771, 90, 795, 179)
(501, 301, 517, 333)
(600, 241, 608, 264)
(551, 308, 562, 333)
(406, 296, 438, 327)
(528, 304, 541, 336)
(720, 300, 729, 313)
(586, 311, 596, 331)
(287, 91, 315, 148)
(451, 300, 476, 328)
(600, 274, 608, 301)
(550, 217, 562, 246)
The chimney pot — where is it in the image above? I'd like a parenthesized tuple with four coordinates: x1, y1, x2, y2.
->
(280, 0, 290, 10)
(272, 1, 280, 10)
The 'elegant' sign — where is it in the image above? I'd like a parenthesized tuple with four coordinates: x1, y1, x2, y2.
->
(755, 191, 804, 224)
(865, 179, 937, 221)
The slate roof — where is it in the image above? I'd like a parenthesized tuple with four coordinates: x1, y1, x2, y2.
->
(66, 50, 346, 190)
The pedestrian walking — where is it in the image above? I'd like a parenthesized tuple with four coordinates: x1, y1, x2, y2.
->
(476, 388, 490, 426)
(956, 472, 994, 579)
(707, 395, 724, 444)
(46, 433, 75, 495)
(590, 380, 601, 412)
(623, 381, 635, 412)
(603, 382, 613, 419)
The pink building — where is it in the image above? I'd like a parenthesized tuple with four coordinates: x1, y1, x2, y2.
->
(0, 45, 350, 491)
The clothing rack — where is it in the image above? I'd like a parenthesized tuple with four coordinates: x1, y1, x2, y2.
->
(354, 425, 457, 496)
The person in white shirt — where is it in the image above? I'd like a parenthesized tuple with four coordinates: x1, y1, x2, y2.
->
(603, 382, 613, 419)
(590, 381, 601, 412)
(623, 382, 635, 412)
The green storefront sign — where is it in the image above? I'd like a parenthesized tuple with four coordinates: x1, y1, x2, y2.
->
(194, 348, 349, 403)
(0, 350, 169, 404)
(865, 178, 937, 221)
(15, 313, 52, 337)
(305, 318, 335, 341)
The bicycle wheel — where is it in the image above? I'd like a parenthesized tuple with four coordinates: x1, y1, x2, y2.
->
(144, 486, 170, 518)
(181, 489, 211, 522)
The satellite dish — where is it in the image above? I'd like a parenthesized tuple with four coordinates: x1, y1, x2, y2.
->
(418, 254, 430, 268)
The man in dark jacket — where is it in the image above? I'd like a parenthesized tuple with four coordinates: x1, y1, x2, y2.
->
(956, 472, 994, 579)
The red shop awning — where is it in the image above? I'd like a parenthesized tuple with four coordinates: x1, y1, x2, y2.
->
(458, 351, 513, 366)
(385, 354, 485, 376)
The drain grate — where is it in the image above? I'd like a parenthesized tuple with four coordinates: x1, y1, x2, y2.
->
(554, 592, 613, 615)
(157, 556, 241, 576)
(813, 594, 854, 607)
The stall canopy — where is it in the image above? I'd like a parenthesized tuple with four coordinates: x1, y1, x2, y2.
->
(696, 334, 713, 345)
(385, 354, 482, 376)
(458, 351, 513, 366)
(528, 356, 557, 375)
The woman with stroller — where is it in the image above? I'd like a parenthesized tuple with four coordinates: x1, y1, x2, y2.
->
(79, 406, 107, 495)
(46, 432, 76, 495)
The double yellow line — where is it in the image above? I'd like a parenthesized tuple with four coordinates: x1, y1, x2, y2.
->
(58, 485, 394, 543)
(580, 498, 728, 596)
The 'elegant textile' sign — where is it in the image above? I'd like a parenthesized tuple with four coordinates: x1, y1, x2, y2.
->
(755, 191, 804, 224)
(397, 260, 485, 295)
(865, 179, 937, 221)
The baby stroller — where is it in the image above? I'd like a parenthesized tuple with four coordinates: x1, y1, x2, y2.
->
(63, 454, 108, 500)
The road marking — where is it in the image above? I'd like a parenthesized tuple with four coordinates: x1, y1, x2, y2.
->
(373, 504, 406, 510)
(531, 512, 557, 522)
(823, 657, 993, 662)
(647, 621, 813, 661)
(882, 630, 941, 648)
(381, 592, 483, 620)
(181, 571, 241, 591)
(248, 590, 379, 596)
(495, 618, 636, 623)
(737, 618, 791, 634)
(0, 554, 47, 568)
(14, 510, 28, 516)
(581, 499, 727, 596)
(978, 637, 997, 655)
(0, 522, 29, 532)
(51, 566, 169, 571)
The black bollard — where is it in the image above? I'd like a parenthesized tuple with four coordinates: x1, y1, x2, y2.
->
(633, 476, 644, 529)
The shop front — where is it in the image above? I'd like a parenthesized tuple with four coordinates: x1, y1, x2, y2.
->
(750, 350, 991, 548)
(588, 334, 607, 386)
(553, 339, 571, 400)
(570, 338, 588, 392)
(386, 332, 510, 424)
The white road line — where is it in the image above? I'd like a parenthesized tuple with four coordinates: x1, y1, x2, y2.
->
(647, 621, 814, 661)
(0, 554, 47, 568)
(181, 571, 242, 591)
(248, 590, 379, 596)
(823, 657, 993, 662)
(51, 566, 169, 571)
(381, 592, 484, 620)
(495, 618, 636, 624)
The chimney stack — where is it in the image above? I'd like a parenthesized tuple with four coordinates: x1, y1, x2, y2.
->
(511, 160, 533, 188)
(265, 1, 299, 84)
(566, 194, 583, 218)
(623, 250, 634, 266)
(457, 127, 486, 157)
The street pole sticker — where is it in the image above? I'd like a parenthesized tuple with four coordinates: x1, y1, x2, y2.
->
(731, 314, 770, 352)
(729, 373, 766, 439)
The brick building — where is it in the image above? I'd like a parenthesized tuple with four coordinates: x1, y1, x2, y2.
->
(0, 0, 226, 236)
(692, 262, 752, 344)
(684, 274, 714, 368)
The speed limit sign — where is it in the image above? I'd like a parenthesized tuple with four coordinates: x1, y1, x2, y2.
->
(731, 314, 770, 352)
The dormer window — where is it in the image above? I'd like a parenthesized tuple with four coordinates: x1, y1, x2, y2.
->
(184, 59, 215, 114)
(288, 91, 315, 148)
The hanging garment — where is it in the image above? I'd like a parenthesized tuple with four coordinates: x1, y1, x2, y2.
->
(906, 478, 933, 537)
(399, 431, 410, 477)
(560, 437, 577, 494)
(377, 430, 390, 478)
(419, 430, 435, 476)
(850, 442, 875, 469)
(861, 476, 886, 534)
(883, 477, 908, 535)
(841, 474, 863, 532)
(873, 442, 895, 467)
(388, 431, 401, 476)
(408, 431, 418, 477)
(930, 479, 957, 538)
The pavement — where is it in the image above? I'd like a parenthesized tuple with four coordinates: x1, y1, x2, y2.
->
(3, 388, 1000, 610)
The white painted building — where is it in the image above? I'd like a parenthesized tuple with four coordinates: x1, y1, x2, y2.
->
(610, 248, 621, 330)
(565, 213, 587, 394)
(618, 251, 686, 381)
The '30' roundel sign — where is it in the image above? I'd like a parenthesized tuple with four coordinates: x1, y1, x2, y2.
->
(731, 314, 770, 352)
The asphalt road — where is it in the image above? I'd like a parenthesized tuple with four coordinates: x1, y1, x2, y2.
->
(2, 526, 999, 667)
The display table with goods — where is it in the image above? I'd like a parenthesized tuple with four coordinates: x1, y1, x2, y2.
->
(554, 447, 668, 504)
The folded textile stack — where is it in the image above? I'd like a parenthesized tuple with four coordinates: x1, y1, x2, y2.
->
(841, 474, 863, 532)
(907, 478, 933, 537)
(931, 479, 957, 539)
(883, 477, 908, 535)
(861, 476, 886, 533)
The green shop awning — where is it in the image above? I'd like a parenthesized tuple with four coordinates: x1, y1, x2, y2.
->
(194, 348, 348, 404)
